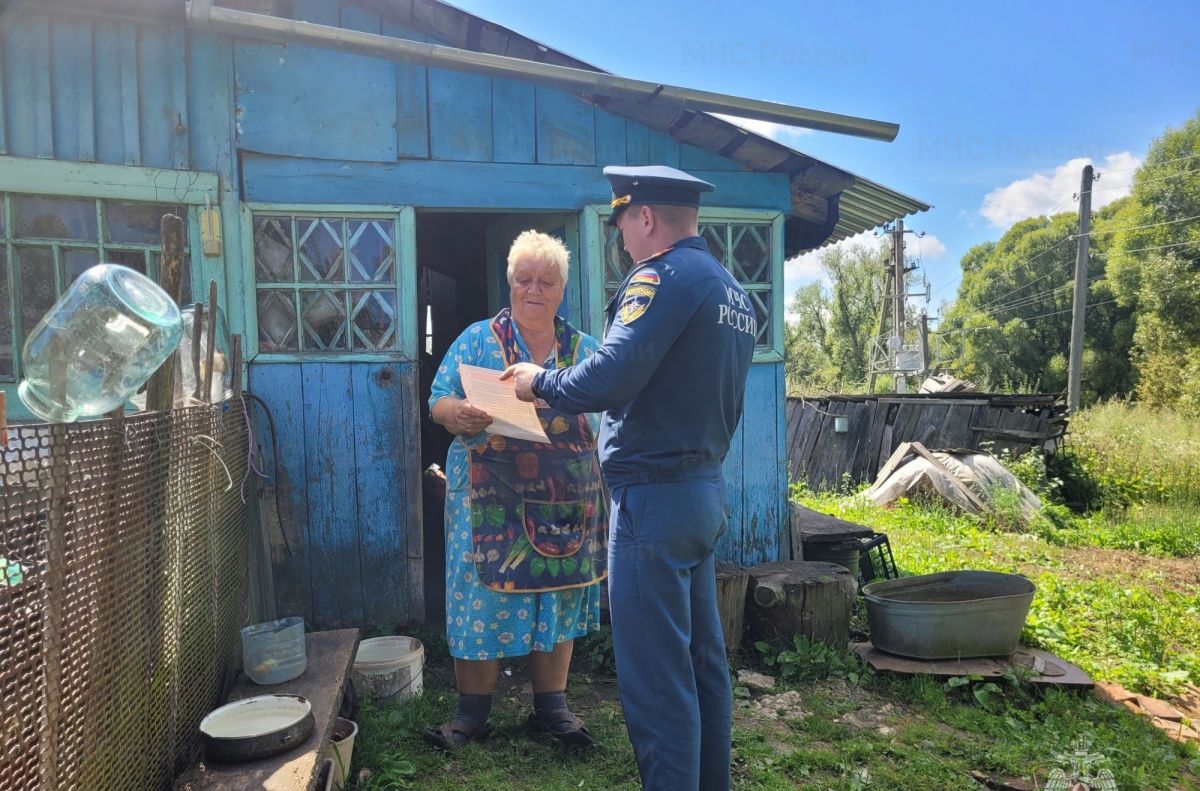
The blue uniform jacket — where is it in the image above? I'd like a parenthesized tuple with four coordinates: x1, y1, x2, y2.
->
(533, 236, 755, 487)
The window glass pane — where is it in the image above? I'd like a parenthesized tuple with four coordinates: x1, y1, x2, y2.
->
(64, 249, 100, 285)
(106, 248, 147, 275)
(107, 201, 171, 245)
(301, 290, 348, 349)
(17, 247, 57, 336)
(749, 290, 772, 348)
(297, 218, 344, 282)
(731, 224, 772, 284)
(0, 248, 12, 378)
(347, 220, 395, 283)
(14, 195, 98, 241)
(254, 217, 294, 283)
(603, 225, 634, 306)
(351, 289, 396, 350)
(700, 223, 727, 266)
(257, 290, 298, 352)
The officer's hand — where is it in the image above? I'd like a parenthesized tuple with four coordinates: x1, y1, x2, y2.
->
(499, 363, 542, 402)
(453, 401, 493, 435)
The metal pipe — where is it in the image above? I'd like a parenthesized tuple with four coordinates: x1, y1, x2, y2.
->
(187, 2, 899, 143)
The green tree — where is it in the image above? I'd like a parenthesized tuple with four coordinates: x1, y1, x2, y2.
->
(1103, 111, 1200, 414)
(785, 241, 889, 391)
(944, 208, 1135, 400)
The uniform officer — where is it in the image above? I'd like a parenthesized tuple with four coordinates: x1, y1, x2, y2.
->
(502, 165, 755, 791)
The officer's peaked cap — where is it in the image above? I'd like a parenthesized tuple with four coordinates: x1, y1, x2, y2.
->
(603, 165, 715, 226)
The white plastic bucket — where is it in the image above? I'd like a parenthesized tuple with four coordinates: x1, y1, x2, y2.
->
(330, 717, 358, 789)
(352, 636, 424, 702)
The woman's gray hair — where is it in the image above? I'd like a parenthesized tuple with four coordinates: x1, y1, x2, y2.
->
(506, 230, 570, 285)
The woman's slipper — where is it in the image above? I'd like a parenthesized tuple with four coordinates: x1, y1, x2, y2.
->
(526, 709, 597, 751)
(422, 718, 494, 750)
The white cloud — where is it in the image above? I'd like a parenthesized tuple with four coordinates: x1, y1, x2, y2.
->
(907, 232, 947, 262)
(980, 151, 1142, 229)
(711, 112, 814, 148)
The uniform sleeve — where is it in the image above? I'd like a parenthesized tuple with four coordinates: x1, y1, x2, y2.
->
(535, 269, 696, 414)
(575, 334, 603, 435)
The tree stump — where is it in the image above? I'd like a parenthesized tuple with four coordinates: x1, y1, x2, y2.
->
(714, 561, 749, 652)
(746, 561, 858, 650)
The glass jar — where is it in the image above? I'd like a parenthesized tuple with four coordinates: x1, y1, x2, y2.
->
(19, 264, 183, 422)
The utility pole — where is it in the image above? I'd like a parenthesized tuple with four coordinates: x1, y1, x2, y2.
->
(891, 220, 906, 393)
(867, 267, 893, 393)
(1067, 164, 1093, 412)
(918, 312, 930, 379)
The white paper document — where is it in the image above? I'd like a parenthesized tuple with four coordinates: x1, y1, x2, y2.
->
(458, 364, 550, 443)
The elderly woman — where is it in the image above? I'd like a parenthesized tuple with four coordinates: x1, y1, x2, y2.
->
(424, 231, 604, 750)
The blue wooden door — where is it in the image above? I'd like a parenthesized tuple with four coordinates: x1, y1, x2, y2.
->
(246, 208, 423, 628)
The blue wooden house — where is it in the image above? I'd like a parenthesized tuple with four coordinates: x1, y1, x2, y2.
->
(0, 0, 928, 628)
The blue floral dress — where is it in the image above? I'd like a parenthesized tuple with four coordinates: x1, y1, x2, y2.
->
(430, 318, 602, 660)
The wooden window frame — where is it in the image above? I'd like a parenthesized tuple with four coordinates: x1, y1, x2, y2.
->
(0, 156, 215, 415)
(242, 203, 417, 363)
(583, 205, 784, 362)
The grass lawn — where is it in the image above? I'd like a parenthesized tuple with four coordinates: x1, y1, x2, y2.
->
(346, 490, 1199, 790)
(347, 404, 1200, 788)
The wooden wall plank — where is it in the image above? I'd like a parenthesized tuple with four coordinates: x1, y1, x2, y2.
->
(236, 41, 398, 162)
(137, 25, 174, 169)
(535, 86, 595, 166)
(385, 21, 430, 159)
(773, 364, 789, 560)
(680, 143, 744, 172)
(167, 27, 189, 170)
(0, 33, 6, 154)
(248, 363, 314, 623)
(118, 23, 141, 165)
(93, 20, 125, 165)
(740, 363, 781, 564)
(3, 12, 53, 159)
(351, 363, 410, 625)
(428, 67, 493, 161)
(302, 362, 365, 626)
(51, 19, 83, 162)
(492, 78, 535, 164)
(718, 419, 745, 564)
(594, 108, 626, 166)
(242, 155, 793, 211)
(625, 122, 649, 165)
(647, 131, 679, 167)
(187, 31, 234, 175)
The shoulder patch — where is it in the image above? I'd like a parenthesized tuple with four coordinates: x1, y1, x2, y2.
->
(630, 269, 660, 286)
(618, 283, 657, 324)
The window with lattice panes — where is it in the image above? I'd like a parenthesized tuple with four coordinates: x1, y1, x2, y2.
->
(600, 217, 777, 353)
(252, 213, 400, 354)
(0, 193, 190, 381)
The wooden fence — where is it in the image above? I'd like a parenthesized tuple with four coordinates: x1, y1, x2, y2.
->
(785, 393, 1067, 490)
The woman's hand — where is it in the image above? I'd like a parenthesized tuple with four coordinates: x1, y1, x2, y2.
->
(448, 399, 493, 436)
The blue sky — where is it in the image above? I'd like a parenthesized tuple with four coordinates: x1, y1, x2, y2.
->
(448, 0, 1199, 314)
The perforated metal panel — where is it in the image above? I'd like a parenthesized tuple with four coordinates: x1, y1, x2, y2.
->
(0, 402, 250, 790)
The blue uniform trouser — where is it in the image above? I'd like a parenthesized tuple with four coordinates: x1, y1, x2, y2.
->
(608, 476, 732, 791)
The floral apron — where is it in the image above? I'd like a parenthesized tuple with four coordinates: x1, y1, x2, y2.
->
(467, 310, 607, 593)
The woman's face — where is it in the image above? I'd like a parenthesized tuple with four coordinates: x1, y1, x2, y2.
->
(509, 257, 564, 325)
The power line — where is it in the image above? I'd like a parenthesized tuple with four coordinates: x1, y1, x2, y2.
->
(972, 236, 1077, 310)
(1076, 213, 1200, 238)
(1083, 167, 1198, 196)
(1101, 238, 1200, 255)
(1094, 151, 1200, 175)
(982, 274, 1105, 317)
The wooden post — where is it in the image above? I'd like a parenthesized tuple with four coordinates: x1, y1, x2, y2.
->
(38, 423, 70, 789)
(747, 561, 857, 650)
(714, 561, 749, 652)
(145, 215, 186, 412)
(204, 281, 218, 402)
(1067, 164, 1093, 413)
(229, 335, 243, 398)
(191, 302, 205, 403)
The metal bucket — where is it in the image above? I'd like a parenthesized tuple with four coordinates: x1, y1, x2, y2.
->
(862, 570, 1035, 659)
(803, 541, 862, 576)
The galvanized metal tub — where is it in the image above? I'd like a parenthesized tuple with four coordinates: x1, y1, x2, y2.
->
(862, 571, 1035, 659)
